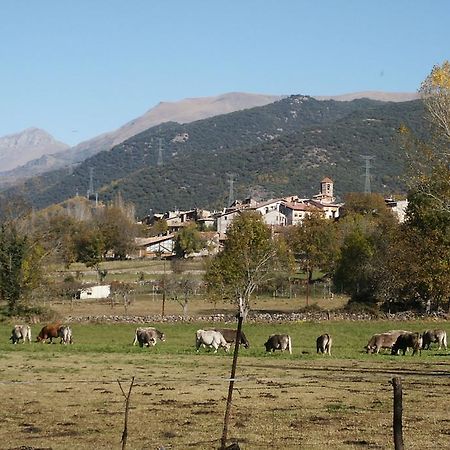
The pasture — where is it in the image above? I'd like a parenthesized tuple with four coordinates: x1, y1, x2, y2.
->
(0, 320, 449, 449)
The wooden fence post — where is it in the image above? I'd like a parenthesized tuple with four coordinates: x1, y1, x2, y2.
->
(220, 309, 244, 449)
(118, 376, 135, 450)
(392, 376, 404, 450)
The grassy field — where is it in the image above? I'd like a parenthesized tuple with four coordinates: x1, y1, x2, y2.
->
(0, 320, 449, 449)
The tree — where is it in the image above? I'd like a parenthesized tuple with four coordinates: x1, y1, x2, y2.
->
(0, 223, 45, 314)
(286, 214, 340, 284)
(94, 205, 137, 259)
(205, 211, 293, 316)
(399, 61, 450, 311)
(420, 60, 450, 144)
(174, 223, 205, 258)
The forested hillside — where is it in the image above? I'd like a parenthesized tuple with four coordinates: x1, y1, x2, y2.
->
(2, 96, 425, 216)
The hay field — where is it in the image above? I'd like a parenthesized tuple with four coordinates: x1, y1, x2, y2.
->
(0, 321, 449, 449)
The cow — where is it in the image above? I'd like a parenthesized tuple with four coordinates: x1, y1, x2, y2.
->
(365, 330, 410, 354)
(264, 334, 292, 355)
(58, 325, 73, 344)
(421, 329, 447, 350)
(316, 333, 332, 355)
(133, 327, 166, 347)
(391, 332, 423, 356)
(195, 330, 231, 353)
(9, 325, 32, 344)
(210, 328, 250, 349)
(36, 323, 63, 343)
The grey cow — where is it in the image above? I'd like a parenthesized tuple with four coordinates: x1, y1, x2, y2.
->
(422, 329, 447, 350)
(133, 327, 166, 347)
(264, 334, 292, 354)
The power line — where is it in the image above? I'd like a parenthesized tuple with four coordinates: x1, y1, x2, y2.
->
(361, 155, 375, 194)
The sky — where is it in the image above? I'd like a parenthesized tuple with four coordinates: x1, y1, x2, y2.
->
(1, 0, 449, 146)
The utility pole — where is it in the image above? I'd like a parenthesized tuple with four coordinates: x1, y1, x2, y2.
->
(361, 155, 375, 194)
(157, 138, 164, 167)
(227, 173, 235, 207)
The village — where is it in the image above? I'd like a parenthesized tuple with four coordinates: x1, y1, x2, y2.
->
(134, 177, 407, 259)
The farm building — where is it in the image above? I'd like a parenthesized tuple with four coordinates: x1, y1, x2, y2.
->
(76, 284, 111, 300)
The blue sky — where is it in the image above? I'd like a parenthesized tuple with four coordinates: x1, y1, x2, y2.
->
(1, 0, 449, 146)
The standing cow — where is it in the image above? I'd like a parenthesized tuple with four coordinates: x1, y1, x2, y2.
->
(195, 330, 231, 353)
(421, 329, 447, 350)
(211, 328, 250, 349)
(316, 333, 332, 355)
(10, 325, 32, 344)
(58, 325, 73, 344)
(133, 327, 165, 347)
(391, 332, 423, 356)
(264, 334, 292, 354)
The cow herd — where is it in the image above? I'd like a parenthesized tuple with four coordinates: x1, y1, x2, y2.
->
(9, 323, 73, 345)
(365, 329, 447, 355)
(8, 323, 448, 357)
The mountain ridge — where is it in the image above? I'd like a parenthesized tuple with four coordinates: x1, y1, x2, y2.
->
(0, 91, 418, 183)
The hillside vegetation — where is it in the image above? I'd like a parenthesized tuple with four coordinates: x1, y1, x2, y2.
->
(2, 96, 425, 216)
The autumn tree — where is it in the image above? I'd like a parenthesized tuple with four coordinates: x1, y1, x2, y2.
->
(0, 222, 45, 314)
(399, 61, 450, 311)
(174, 222, 205, 258)
(205, 211, 293, 317)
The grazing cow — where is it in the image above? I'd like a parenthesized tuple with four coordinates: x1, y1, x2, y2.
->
(391, 332, 423, 356)
(316, 333, 332, 355)
(133, 327, 165, 347)
(58, 325, 73, 344)
(211, 328, 250, 349)
(195, 330, 231, 353)
(422, 329, 447, 350)
(264, 334, 292, 355)
(365, 330, 410, 354)
(10, 325, 32, 344)
(36, 323, 63, 343)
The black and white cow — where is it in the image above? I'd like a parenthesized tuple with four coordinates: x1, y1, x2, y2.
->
(264, 334, 292, 354)
(133, 327, 166, 347)
(58, 325, 73, 344)
(195, 330, 231, 353)
(10, 325, 32, 344)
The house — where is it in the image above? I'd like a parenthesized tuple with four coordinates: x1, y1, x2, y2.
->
(134, 234, 176, 258)
(385, 198, 408, 223)
(280, 201, 321, 225)
(76, 284, 111, 300)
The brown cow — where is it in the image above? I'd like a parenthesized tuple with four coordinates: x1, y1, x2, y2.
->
(365, 330, 410, 354)
(391, 332, 423, 356)
(36, 323, 63, 343)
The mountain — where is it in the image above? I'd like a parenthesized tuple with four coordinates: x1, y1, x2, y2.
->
(0, 91, 417, 184)
(1, 95, 425, 217)
(0, 128, 69, 173)
(0, 93, 284, 185)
